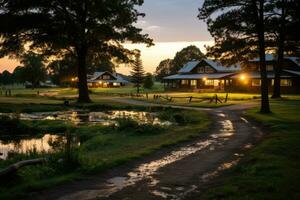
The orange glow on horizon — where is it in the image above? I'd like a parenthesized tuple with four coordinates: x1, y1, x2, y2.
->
(0, 41, 214, 75)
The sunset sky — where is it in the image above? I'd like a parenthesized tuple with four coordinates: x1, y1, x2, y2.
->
(0, 0, 212, 75)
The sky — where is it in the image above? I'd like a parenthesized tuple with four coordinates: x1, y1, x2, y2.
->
(0, 0, 213, 75)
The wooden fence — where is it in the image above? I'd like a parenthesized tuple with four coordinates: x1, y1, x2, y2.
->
(152, 93, 229, 104)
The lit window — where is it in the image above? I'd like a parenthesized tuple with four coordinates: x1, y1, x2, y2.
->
(205, 80, 214, 86)
(252, 79, 261, 86)
(113, 82, 121, 86)
(281, 79, 292, 87)
(214, 80, 220, 87)
(191, 80, 197, 86)
(181, 80, 189, 85)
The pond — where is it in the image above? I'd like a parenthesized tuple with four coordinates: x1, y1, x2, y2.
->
(0, 110, 172, 126)
(0, 134, 68, 160)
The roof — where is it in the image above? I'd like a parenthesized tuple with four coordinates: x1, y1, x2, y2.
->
(88, 71, 129, 83)
(284, 70, 300, 76)
(230, 71, 296, 79)
(164, 73, 235, 80)
(203, 59, 241, 72)
(178, 61, 200, 73)
(178, 59, 241, 73)
(250, 54, 300, 66)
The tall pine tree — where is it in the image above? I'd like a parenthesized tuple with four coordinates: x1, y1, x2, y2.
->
(199, 0, 271, 113)
(131, 51, 145, 94)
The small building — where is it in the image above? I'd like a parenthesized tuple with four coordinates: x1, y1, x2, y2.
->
(87, 71, 129, 88)
(163, 59, 241, 92)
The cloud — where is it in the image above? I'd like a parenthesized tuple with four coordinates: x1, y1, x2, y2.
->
(145, 25, 161, 31)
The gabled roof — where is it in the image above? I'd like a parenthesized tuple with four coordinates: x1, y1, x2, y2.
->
(178, 59, 241, 73)
(203, 59, 241, 72)
(178, 61, 200, 73)
(88, 71, 129, 83)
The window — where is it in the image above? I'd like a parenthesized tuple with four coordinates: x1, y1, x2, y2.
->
(205, 66, 214, 73)
(252, 79, 261, 86)
(181, 80, 189, 85)
(205, 80, 214, 86)
(197, 67, 205, 73)
(214, 80, 220, 87)
(102, 75, 111, 80)
(281, 79, 292, 87)
(191, 80, 197, 87)
(266, 65, 274, 71)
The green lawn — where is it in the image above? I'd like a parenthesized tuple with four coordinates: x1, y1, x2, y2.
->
(191, 100, 300, 200)
(0, 108, 211, 200)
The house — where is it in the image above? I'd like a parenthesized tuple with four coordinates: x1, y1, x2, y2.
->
(229, 55, 300, 93)
(87, 71, 129, 88)
(163, 55, 300, 93)
(163, 59, 241, 91)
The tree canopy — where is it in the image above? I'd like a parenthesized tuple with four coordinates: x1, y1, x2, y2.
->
(20, 52, 47, 89)
(171, 45, 205, 74)
(0, 0, 153, 102)
(199, 0, 271, 113)
(155, 45, 205, 80)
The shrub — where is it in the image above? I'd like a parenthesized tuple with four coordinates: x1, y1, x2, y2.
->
(0, 115, 33, 135)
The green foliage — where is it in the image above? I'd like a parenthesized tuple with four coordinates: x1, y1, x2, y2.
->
(0, 0, 153, 102)
(155, 59, 173, 80)
(130, 51, 145, 93)
(171, 45, 205, 74)
(19, 51, 47, 89)
(143, 73, 154, 89)
(0, 70, 13, 85)
(0, 115, 32, 135)
(155, 46, 205, 78)
(116, 118, 164, 134)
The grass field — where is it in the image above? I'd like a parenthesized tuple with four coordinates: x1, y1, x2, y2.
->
(190, 100, 300, 200)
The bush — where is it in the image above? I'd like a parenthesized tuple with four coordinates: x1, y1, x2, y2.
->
(116, 118, 139, 131)
(143, 73, 154, 89)
(115, 118, 164, 134)
(0, 115, 33, 135)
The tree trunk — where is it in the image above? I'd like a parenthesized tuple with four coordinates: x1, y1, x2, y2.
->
(272, 0, 285, 99)
(77, 46, 91, 103)
(257, 0, 271, 113)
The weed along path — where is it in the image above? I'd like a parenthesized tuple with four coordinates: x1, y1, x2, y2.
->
(36, 99, 262, 200)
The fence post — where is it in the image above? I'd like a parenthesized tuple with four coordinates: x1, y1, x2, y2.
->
(215, 94, 218, 104)
(146, 93, 148, 100)
(189, 96, 193, 103)
(225, 93, 228, 103)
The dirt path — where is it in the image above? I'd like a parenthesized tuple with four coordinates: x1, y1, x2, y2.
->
(35, 99, 262, 200)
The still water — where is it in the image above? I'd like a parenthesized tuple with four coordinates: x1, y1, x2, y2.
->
(0, 110, 171, 126)
(0, 134, 64, 160)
